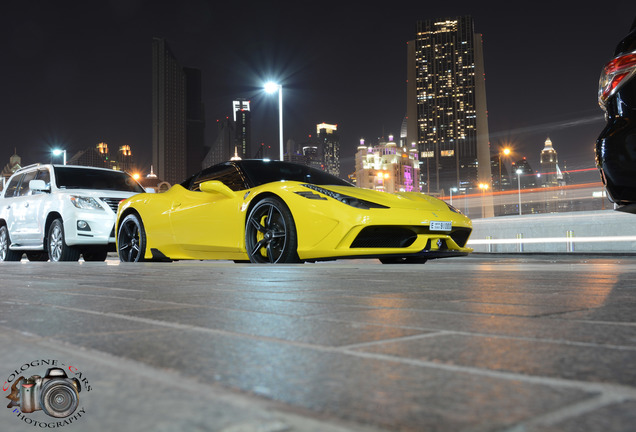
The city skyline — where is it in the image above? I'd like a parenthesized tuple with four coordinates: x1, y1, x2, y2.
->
(1, 2, 633, 180)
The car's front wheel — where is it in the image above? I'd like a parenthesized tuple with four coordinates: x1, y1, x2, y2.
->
(47, 219, 80, 262)
(0, 226, 23, 262)
(245, 197, 300, 264)
(118, 213, 146, 262)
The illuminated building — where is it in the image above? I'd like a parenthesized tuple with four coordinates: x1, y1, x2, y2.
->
(67, 142, 134, 172)
(406, 16, 491, 200)
(354, 135, 420, 193)
(317, 123, 340, 177)
(540, 137, 561, 188)
(233, 99, 252, 158)
(152, 37, 205, 184)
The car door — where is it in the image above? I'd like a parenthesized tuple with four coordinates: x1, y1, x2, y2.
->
(3, 174, 23, 242)
(168, 165, 248, 253)
(10, 169, 46, 245)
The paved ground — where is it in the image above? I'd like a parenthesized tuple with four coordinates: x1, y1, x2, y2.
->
(1, 254, 635, 431)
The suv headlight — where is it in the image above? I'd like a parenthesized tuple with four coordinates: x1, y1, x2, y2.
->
(70, 196, 105, 211)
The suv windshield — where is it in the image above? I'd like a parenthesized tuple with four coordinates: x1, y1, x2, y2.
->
(53, 167, 145, 192)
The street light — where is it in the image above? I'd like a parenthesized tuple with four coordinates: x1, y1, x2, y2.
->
(52, 149, 66, 165)
(498, 147, 510, 191)
(264, 82, 283, 161)
(516, 169, 523, 215)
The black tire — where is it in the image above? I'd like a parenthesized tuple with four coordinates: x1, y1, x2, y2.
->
(380, 257, 428, 264)
(118, 213, 146, 262)
(82, 248, 109, 262)
(0, 226, 22, 262)
(26, 252, 49, 262)
(245, 197, 300, 263)
(47, 219, 80, 262)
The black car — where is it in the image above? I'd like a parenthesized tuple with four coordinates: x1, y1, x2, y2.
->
(596, 17, 636, 208)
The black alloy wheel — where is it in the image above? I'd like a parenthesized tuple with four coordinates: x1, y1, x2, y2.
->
(118, 213, 146, 262)
(0, 226, 22, 261)
(245, 197, 300, 264)
(47, 219, 80, 262)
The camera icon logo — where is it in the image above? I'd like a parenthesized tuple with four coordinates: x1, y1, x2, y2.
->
(7, 367, 81, 418)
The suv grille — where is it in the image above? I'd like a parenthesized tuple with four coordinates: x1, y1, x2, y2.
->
(101, 197, 124, 213)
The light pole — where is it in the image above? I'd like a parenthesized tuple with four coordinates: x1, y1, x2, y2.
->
(516, 169, 523, 215)
(264, 82, 283, 161)
(479, 183, 489, 218)
(450, 187, 458, 206)
(52, 149, 66, 165)
(499, 147, 510, 191)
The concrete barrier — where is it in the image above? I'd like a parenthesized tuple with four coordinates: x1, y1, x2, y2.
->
(467, 210, 636, 253)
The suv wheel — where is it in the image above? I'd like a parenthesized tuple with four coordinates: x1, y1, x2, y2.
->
(47, 219, 80, 262)
(0, 226, 23, 262)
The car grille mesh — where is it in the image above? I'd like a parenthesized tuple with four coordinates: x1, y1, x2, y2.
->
(101, 197, 124, 213)
(350, 226, 472, 249)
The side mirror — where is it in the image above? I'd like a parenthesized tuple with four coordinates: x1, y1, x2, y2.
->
(29, 179, 50, 192)
(199, 181, 236, 198)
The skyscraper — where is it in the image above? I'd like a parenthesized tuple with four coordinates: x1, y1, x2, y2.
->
(233, 99, 251, 158)
(407, 16, 491, 202)
(316, 123, 340, 178)
(540, 137, 559, 188)
(152, 37, 205, 185)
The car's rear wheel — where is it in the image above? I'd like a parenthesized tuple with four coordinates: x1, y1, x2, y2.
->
(245, 197, 300, 264)
(380, 257, 428, 264)
(48, 219, 80, 262)
(118, 213, 146, 262)
(0, 226, 23, 262)
(26, 252, 49, 261)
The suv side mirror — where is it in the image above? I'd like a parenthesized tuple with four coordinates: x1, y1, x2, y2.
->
(29, 179, 50, 192)
(199, 181, 236, 198)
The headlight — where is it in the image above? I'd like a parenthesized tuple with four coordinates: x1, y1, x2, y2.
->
(70, 196, 105, 211)
(300, 184, 388, 209)
(446, 202, 462, 214)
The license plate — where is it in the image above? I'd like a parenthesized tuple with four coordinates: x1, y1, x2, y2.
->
(430, 221, 452, 231)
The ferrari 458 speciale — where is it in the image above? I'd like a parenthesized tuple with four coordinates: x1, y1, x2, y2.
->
(116, 160, 472, 264)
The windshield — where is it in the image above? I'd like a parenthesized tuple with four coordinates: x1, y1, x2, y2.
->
(53, 167, 145, 192)
(238, 160, 353, 188)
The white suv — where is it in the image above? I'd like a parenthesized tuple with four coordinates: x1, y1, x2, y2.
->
(0, 164, 145, 262)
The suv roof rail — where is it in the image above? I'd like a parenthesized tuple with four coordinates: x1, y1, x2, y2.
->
(15, 163, 42, 173)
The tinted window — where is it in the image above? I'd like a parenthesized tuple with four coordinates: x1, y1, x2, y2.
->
(190, 164, 247, 192)
(17, 170, 37, 196)
(4, 174, 23, 198)
(239, 160, 352, 187)
(53, 167, 145, 192)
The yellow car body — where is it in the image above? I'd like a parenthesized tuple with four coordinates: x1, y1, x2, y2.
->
(116, 160, 472, 263)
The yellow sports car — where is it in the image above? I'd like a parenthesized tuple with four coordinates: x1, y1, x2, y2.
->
(116, 160, 472, 264)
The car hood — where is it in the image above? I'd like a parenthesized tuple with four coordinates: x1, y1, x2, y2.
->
(310, 184, 452, 212)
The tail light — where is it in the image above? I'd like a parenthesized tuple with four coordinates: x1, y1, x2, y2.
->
(598, 51, 636, 107)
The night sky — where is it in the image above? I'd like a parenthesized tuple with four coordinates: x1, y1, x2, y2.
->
(1, 1, 634, 179)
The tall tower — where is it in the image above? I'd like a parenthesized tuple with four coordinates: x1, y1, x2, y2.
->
(317, 123, 340, 178)
(540, 137, 559, 187)
(407, 16, 491, 202)
(233, 99, 252, 158)
(152, 38, 205, 184)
